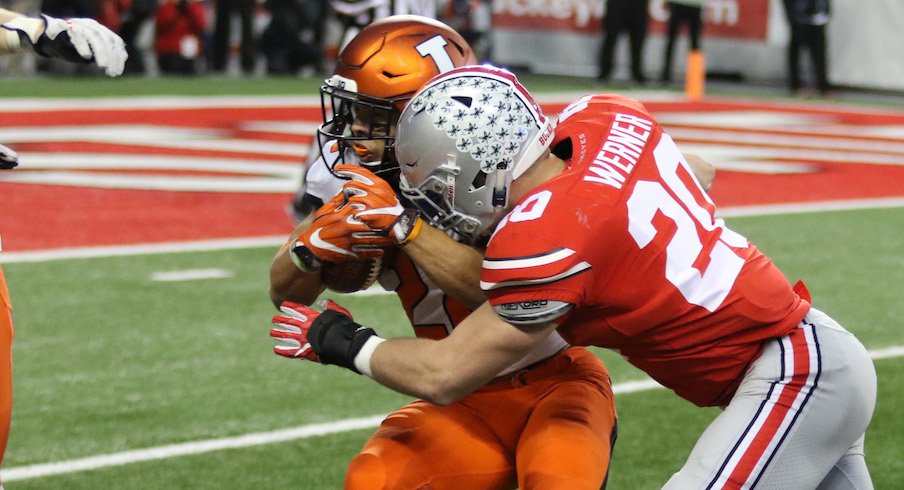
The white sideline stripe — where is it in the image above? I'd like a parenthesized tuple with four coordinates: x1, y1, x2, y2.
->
(0, 236, 286, 264)
(868, 346, 904, 360)
(346, 284, 392, 297)
(150, 269, 234, 282)
(0, 95, 323, 111)
(4, 345, 900, 482)
(718, 197, 904, 218)
(1, 415, 388, 482)
(0, 198, 900, 265)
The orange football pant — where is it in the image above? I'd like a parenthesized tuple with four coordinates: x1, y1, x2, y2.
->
(345, 347, 617, 490)
(0, 266, 13, 471)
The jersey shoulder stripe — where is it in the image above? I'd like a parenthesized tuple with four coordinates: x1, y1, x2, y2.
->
(481, 246, 591, 291)
(483, 247, 578, 270)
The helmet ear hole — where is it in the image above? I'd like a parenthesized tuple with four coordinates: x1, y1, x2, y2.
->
(470, 171, 487, 191)
(451, 95, 473, 107)
(552, 137, 573, 160)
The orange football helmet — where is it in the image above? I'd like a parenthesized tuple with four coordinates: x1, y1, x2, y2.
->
(318, 15, 477, 179)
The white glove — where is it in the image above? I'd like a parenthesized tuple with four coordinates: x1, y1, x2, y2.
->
(0, 143, 18, 170)
(1, 14, 126, 77)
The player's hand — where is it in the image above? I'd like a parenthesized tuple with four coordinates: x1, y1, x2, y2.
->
(337, 165, 423, 245)
(270, 299, 351, 361)
(294, 193, 393, 269)
(0, 143, 19, 170)
(1, 14, 127, 77)
(270, 299, 377, 373)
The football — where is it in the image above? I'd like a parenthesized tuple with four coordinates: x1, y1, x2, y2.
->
(321, 257, 383, 293)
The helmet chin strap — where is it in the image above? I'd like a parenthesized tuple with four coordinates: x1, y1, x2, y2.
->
(492, 168, 507, 207)
(487, 116, 555, 227)
(326, 74, 357, 92)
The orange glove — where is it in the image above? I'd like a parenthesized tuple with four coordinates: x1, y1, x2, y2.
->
(292, 193, 393, 270)
(336, 164, 424, 245)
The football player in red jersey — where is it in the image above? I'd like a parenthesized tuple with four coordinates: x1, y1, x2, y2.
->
(273, 66, 877, 489)
(270, 16, 618, 489)
(0, 8, 126, 488)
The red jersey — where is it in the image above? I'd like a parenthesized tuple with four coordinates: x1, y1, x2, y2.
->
(481, 94, 810, 407)
(155, 1, 207, 56)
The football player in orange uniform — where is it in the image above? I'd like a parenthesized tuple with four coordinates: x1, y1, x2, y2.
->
(272, 66, 877, 489)
(269, 16, 618, 489)
(0, 8, 126, 487)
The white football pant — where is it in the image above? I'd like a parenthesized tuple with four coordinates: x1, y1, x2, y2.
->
(664, 307, 877, 489)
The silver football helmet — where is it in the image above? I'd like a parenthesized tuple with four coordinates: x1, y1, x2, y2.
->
(395, 65, 554, 243)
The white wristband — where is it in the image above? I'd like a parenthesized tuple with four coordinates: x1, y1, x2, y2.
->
(353, 335, 386, 378)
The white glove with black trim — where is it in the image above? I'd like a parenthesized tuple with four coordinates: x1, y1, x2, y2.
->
(1, 14, 126, 77)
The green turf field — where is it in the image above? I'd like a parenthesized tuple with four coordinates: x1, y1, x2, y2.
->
(2, 208, 901, 488)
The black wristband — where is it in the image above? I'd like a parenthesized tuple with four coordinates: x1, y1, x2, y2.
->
(290, 242, 322, 273)
(308, 310, 376, 374)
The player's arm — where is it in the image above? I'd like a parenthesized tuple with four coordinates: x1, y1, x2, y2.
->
(0, 8, 26, 52)
(370, 302, 557, 404)
(269, 214, 325, 307)
(0, 8, 126, 76)
(0, 8, 25, 25)
(400, 225, 486, 309)
(685, 153, 715, 191)
(272, 300, 557, 405)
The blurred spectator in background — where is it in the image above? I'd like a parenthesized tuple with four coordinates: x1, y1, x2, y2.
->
(112, 0, 158, 74)
(39, 0, 94, 17)
(598, 0, 649, 84)
(259, 0, 320, 74)
(660, 0, 703, 84)
(209, 0, 255, 74)
(442, 0, 491, 62)
(155, 0, 207, 74)
(330, 0, 437, 52)
(783, 0, 831, 95)
(97, 0, 129, 33)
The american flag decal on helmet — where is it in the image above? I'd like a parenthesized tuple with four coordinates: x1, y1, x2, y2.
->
(480, 247, 591, 291)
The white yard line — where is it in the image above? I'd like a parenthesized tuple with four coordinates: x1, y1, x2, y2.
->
(0, 198, 901, 265)
(718, 197, 904, 218)
(150, 269, 234, 282)
(0, 236, 286, 264)
(1, 416, 388, 482)
(4, 346, 900, 482)
(0, 95, 323, 111)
